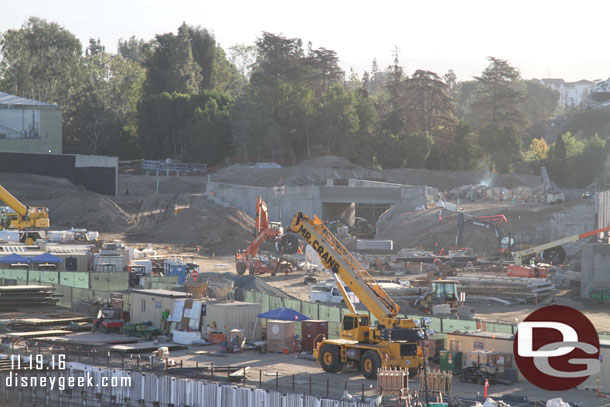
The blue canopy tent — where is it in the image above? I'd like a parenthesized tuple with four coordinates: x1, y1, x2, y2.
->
(258, 307, 310, 321)
(0, 253, 30, 264)
(31, 253, 64, 263)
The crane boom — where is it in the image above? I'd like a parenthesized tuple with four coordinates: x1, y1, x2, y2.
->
(514, 224, 610, 265)
(289, 212, 399, 320)
(0, 185, 29, 217)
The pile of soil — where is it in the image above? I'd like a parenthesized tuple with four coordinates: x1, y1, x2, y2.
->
(208, 155, 543, 190)
(0, 173, 130, 232)
(124, 193, 255, 255)
(197, 272, 290, 298)
(376, 200, 593, 256)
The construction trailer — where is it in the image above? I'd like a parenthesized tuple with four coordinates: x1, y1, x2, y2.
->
(130, 289, 189, 329)
(444, 331, 521, 382)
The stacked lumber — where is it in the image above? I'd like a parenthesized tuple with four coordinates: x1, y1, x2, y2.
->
(453, 275, 556, 305)
(0, 285, 57, 310)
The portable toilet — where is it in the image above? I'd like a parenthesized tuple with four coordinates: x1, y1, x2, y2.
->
(439, 350, 463, 374)
(164, 258, 186, 284)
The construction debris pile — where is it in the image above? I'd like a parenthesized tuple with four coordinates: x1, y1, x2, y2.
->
(447, 184, 563, 204)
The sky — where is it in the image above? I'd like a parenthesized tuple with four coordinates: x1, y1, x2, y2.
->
(2, 0, 610, 82)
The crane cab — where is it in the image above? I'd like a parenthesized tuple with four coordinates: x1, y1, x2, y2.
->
(340, 314, 370, 342)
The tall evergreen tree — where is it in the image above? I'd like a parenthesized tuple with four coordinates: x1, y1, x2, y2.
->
(471, 57, 527, 129)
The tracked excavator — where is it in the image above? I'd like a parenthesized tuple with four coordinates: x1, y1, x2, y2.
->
(0, 184, 49, 244)
(288, 212, 427, 379)
(235, 196, 299, 276)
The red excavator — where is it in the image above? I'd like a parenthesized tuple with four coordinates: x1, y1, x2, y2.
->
(235, 196, 299, 276)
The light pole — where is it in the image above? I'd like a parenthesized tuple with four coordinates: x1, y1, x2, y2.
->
(419, 317, 433, 407)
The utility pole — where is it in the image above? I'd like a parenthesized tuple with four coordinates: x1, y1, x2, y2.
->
(420, 318, 431, 407)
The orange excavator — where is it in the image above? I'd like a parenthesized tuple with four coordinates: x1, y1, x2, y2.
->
(235, 196, 299, 276)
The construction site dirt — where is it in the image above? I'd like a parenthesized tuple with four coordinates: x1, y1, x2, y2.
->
(0, 155, 608, 407)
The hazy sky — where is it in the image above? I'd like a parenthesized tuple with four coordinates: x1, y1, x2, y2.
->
(2, 0, 609, 82)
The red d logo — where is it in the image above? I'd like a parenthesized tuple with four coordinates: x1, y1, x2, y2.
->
(514, 305, 600, 391)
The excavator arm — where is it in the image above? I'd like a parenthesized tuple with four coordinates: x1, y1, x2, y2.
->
(456, 212, 507, 247)
(288, 212, 399, 320)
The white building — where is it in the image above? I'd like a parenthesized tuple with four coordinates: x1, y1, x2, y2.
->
(540, 78, 598, 107)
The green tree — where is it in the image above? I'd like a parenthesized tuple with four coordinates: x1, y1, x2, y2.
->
(143, 24, 202, 95)
(65, 49, 145, 156)
(562, 107, 610, 140)
(138, 92, 232, 163)
(446, 121, 479, 171)
(403, 70, 456, 139)
(118, 36, 151, 65)
(229, 44, 257, 91)
(523, 80, 559, 140)
(0, 17, 82, 104)
(254, 32, 304, 82)
(316, 84, 358, 156)
(304, 44, 344, 99)
(376, 131, 433, 169)
(479, 123, 522, 172)
(350, 89, 378, 166)
(572, 134, 606, 187)
(471, 57, 527, 129)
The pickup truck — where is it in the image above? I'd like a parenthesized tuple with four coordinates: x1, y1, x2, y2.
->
(309, 284, 360, 304)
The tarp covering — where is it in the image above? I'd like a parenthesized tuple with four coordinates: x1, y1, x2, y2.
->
(0, 253, 30, 263)
(258, 307, 310, 321)
(31, 253, 64, 263)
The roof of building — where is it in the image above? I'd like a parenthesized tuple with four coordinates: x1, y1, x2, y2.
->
(541, 78, 565, 86)
(131, 288, 190, 298)
(0, 92, 58, 108)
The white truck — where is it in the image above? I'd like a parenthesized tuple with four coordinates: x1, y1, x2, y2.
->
(309, 283, 360, 304)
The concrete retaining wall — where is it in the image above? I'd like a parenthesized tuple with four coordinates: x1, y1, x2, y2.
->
(206, 180, 434, 226)
(581, 243, 610, 299)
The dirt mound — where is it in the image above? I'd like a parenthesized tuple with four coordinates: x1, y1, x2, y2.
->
(120, 175, 206, 196)
(209, 155, 542, 190)
(210, 155, 377, 187)
(196, 272, 290, 298)
(0, 173, 130, 232)
(125, 195, 255, 255)
(377, 200, 592, 256)
(380, 168, 542, 191)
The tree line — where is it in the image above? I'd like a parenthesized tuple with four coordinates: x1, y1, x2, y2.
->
(1, 17, 609, 188)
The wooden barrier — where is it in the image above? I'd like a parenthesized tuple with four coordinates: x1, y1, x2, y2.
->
(419, 369, 452, 395)
(377, 367, 409, 397)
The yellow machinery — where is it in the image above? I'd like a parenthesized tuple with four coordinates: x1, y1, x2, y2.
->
(288, 213, 425, 379)
(417, 280, 459, 314)
(0, 184, 49, 243)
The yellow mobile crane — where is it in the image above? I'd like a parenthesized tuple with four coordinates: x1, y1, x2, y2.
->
(0, 185, 49, 243)
(288, 213, 426, 379)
